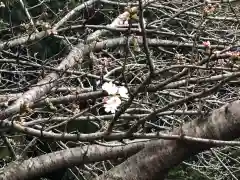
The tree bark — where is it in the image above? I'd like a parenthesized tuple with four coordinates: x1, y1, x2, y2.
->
(95, 100, 240, 180)
(0, 142, 147, 180)
(1, 99, 240, 180)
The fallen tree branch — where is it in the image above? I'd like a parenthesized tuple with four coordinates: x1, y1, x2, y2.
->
(0, 141, 148, 180)
(95, 100, 240, 180)
(2, 99, 240, 180)
(0, 37, 225, 120)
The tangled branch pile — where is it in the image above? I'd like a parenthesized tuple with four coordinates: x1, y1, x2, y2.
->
(0, 0, 240, 179)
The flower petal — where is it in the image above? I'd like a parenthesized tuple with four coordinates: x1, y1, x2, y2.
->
(104, 106, 111, 113)
(107, 96, 121, 106)
(118, 86, 129, 98)
(102, 82, 118, 95)
(103, 96, 121, 113)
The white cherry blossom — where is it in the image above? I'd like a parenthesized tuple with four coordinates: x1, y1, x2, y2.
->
(102, 82, 129, 113)
(102, 82, 118, 95)
(118, 86, 129, 98)
(103, 96, 121, 113)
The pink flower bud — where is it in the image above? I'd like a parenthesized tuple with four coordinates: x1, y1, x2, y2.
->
(203, 41, 211, 48)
